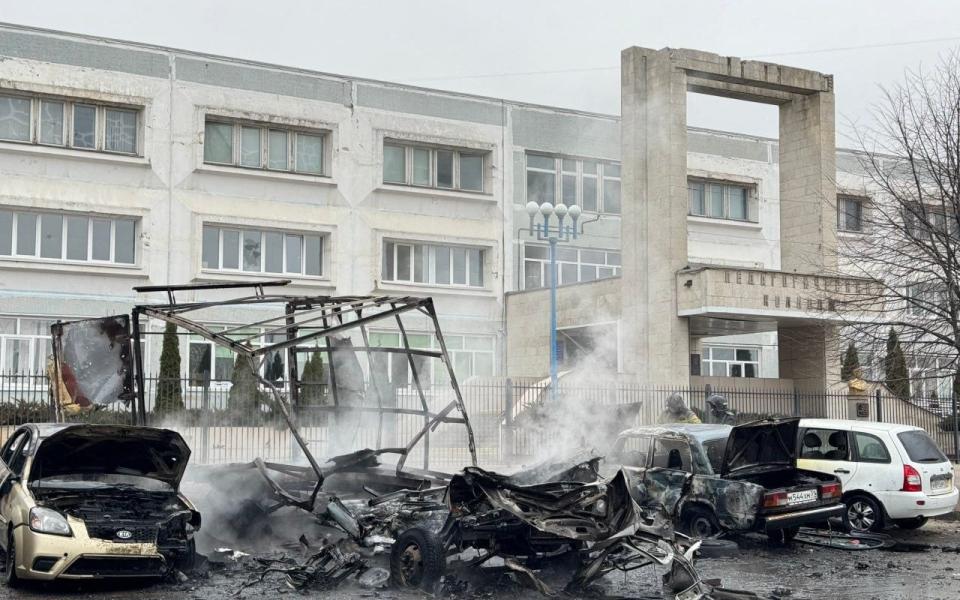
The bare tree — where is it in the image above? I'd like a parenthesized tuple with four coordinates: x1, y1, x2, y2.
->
(837, 50, 960, 402)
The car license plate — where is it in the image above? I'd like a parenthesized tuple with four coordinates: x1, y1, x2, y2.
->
(932, 476, 951, 490)
(787, 489, 818, 505)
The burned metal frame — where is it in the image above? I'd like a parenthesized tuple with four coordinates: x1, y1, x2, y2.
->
(130, 280, 478, 485)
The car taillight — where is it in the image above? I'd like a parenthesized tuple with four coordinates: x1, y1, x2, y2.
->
(902, 464, 923, 492)
(820, 482, 842, 500)
(763, 491, 788, 508)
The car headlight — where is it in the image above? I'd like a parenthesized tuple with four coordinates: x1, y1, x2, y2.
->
(29, 507, 72, 536)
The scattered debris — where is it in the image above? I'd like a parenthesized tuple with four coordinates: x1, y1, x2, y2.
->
(794, 528, 894, 550)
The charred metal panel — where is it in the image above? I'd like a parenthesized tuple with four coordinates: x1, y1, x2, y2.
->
(51, 316, 134, 411)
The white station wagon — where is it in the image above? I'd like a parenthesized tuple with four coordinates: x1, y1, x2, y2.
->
(797, 419, 958, 532)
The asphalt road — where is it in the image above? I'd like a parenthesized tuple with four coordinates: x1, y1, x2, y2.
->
(0, 519, 958, 599)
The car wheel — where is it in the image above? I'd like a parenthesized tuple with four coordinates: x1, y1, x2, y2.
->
(680, 506, 720, 538)
(390, 527, 446, 590)
(4, 529, 20, 588)
(844, 496, 883, 533)
(767, 526, 800, 545)
(894, 516, 928, 530)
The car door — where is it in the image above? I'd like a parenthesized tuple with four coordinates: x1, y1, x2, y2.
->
(849, 430, 898, 494)
(797, 426, 859, 490)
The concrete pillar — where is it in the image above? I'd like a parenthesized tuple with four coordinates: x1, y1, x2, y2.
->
(778, 92, 838, 273)
(778, 324, 841, 393)
(620, 47, 690, 385)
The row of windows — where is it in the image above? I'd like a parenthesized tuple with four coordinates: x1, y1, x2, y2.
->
(526, 154, 621, 215)
(0, 316, 495, 384)
(0, 205, 495, 291)
(0, 93, 138, 154)
(522, 244, 621, 290)
(0, 209, 135, 265)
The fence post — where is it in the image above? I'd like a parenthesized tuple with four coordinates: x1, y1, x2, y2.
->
(953, 391, 959, 463)
(793, 388, 800, 416)
(875, 389, 883, 423)
(504, 378, 514, 460)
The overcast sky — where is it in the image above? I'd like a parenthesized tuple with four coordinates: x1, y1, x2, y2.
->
(4, 0, 960, 143)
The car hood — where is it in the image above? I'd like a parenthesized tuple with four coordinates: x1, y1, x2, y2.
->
(720, 418, 799, 478)
(29, 424, 190, 489)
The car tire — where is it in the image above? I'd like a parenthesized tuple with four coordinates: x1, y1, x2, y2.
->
(390, 527, 446, 590)
(4, 529, 21, 588)
(680, 505, 720, 538)
(767, 526, 800, 545)
(894, 516, 928, 530)
(844, 495, 883, 533)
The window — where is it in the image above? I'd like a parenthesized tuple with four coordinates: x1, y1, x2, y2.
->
(701, 346, 759, 378)
(526, 154, 620, 214)
(382, 241, 484, 287)
(204, 119, 326, 175)
(523, 244, 620, 289)
(0, 209, 136, 265)
(611, 435, 651, 468)
(202, 225, 323, 277)
(688, 179, 756, 222)
(799, 428, 849, 460)
(188, 333, 238, 386)
(382, 142, 486, 192)
(837, 196, 865, 232)
(0, 317, 56, 375)
(0, 91, 140, 154)
(369, 331, 495, 386)
(853, 432, 890, 463)
(905, 282, 946, 317)
(897, 430, 947, 463)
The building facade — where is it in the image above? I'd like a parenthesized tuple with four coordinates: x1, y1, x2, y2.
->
(0, 25, 882, 393)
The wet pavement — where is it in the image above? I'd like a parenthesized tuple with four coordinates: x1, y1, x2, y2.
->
(0, 519, 959, 599)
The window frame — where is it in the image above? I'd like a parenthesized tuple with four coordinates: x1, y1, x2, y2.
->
(382, 142, 488, 193)
(837, 195, 866, 233)
(0, 90, 141, 156)
(522, 243, 621, 290)
(525, 153, 621, 215)
(368, 330, 496, 386)
(203, 118, 328, 176)
(701, 345, 760, 378)
(0, 317, 58, 377)
(687, 178, 757, 223)
(0, 208, 137, 267)
(201, 224, 325, 278)
(381, 240, 486, 289)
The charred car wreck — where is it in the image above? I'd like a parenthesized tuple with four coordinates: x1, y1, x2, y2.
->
(607, 420, 845, 542)
(391, 458, 719, 598)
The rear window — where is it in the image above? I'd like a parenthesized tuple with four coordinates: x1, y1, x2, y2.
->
(897, 430, 948, 463)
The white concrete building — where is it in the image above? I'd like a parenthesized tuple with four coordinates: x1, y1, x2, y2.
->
(0, 25, 876, 391)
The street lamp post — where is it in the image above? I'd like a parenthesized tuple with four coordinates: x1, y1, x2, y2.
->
(525, 200, 582, 402)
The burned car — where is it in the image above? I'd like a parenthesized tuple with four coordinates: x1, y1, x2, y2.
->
(607, 419, 844, 543)
(390, 458, 714, 598)
(0, 423, 200, 585)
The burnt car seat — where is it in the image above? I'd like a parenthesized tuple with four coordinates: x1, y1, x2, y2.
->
(824, 431, 849, 460)
(802, 432, 824, 459)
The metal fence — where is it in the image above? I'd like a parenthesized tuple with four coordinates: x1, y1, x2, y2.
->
(1, 372, 957, 466)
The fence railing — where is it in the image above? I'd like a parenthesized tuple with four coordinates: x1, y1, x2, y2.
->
(1, 372, 957, 465)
